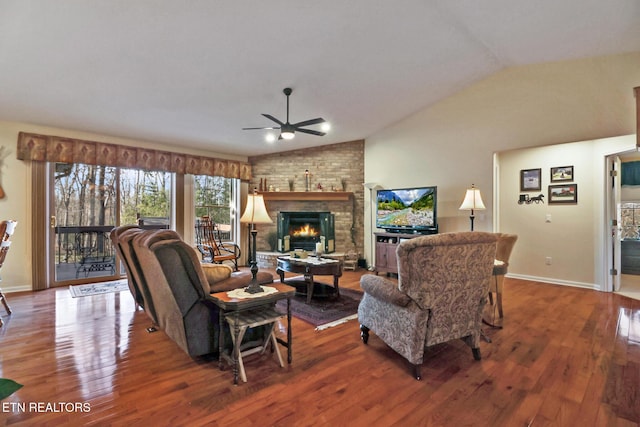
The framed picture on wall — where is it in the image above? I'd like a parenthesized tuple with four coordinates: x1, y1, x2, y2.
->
(520, 168, 541, 191)
(548, 184, 578, 204)
(550, 166, 574, 182)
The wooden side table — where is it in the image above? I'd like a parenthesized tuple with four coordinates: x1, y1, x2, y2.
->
(209, 283, 295, 385)
(225, 307, 284, 383)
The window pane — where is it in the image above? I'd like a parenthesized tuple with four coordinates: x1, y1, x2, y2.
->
(119, 169, 172, 227)
(53, 162, 117, 282)
(194, 175, 235, 241)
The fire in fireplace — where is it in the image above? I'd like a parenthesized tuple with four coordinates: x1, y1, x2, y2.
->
(277, 211, 335, 253)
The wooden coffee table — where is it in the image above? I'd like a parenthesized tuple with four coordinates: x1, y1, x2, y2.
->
(276, 256, 343, 304)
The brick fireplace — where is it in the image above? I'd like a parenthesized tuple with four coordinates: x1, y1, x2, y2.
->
(277, 211, 335, 253)
(248, 139, 365, 263)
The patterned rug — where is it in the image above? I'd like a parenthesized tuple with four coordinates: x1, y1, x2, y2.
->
(69, 280, 129, 298)
(276, 287, 363, 331)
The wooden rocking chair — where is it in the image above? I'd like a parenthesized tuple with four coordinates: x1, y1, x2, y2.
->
(0, 220, 17, 327)
(194, 217, 241, 271)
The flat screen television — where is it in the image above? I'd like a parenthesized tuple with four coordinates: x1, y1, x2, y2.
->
(376, 186, 437, 234)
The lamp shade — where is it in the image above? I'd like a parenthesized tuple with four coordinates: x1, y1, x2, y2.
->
(459, 186, 486, 211)
(240, 193, 273, 224)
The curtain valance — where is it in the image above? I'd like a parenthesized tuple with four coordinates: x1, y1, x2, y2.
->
(16, 131, 252, 181)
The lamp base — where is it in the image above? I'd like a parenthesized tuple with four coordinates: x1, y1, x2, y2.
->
(244, 281, 264, 294)
(245, 230, 264, 294)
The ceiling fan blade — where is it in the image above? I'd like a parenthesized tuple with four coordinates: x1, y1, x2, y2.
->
(262, 114, 284, 126)
(242, 126, 280, 130)
(292, 117, 325, 128)
(297, 128, 326, 137)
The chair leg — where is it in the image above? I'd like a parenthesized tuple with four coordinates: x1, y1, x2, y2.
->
(0, 289, 12, 315)
(472, 348, 482, 360)
(360, 325, 369, 344)
(412, 364, 422, 380)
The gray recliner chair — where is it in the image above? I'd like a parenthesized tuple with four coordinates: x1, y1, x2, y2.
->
(110, 226, 153, 315)
(131, 229, 271, 357)
(358, 231, 498, 379)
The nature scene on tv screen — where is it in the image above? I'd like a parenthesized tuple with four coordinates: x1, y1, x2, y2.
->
(377, 188, 435, 228)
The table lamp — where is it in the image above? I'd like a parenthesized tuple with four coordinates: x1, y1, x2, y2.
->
(240, 189, 273, 293)
(459, 184, 485, 231)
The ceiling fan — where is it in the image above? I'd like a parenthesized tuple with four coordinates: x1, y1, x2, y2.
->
(242, 88, 327, 140)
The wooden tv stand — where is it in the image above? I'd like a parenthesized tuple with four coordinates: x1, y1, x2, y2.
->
(374, 232, 425, 275)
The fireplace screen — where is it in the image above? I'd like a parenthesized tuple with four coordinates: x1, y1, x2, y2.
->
(277, 211, 335, 253)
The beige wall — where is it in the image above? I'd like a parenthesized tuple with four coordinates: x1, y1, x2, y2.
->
(497, 135, 634, 289)
(364, 52, 640, 288)
(0, 121, 247, 293)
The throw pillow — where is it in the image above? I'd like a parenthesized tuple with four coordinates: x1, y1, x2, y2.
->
(201, 263, 233, 286)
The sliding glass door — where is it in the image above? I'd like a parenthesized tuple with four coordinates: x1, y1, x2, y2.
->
(51, 162, 172, 286)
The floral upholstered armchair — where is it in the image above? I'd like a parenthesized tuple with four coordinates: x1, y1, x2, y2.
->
(358, 231, 498, 380)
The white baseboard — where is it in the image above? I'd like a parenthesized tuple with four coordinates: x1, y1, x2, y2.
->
(1, 285, 33, 293)
(506, 273, 600, 291)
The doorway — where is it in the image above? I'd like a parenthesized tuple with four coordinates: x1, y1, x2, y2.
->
(50, 162, 172, 287)
(609, 152, 640, 300)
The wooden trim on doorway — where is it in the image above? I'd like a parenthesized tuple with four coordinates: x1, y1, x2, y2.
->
(31, 161, 50, 291)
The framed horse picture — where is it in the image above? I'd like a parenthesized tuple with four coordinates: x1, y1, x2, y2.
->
(548, 184, 578, 204)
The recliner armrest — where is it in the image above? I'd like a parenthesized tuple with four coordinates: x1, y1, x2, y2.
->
(360, 274, 412, 307)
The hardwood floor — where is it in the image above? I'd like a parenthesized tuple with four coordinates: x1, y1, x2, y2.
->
(1, 269, 639, 426)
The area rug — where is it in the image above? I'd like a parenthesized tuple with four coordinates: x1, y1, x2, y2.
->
(69, 280, 129, 298)
(276, 287, 363, 331)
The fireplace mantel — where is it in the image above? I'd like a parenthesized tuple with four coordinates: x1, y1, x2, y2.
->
(258, 191, 353, 201)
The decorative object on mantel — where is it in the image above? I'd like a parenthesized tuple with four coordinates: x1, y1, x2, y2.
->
(341, 178, 347, 191)
(518, 194, 545, 204)
(288, 179, 294, 191)
(240, 190, 273, 294)
(305, 169, 310, 192)
(258, 191, 353, 201)
(459, 184, 486, 231)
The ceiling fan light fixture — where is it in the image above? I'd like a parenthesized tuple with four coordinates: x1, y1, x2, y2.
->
(280, 130, 295, 140)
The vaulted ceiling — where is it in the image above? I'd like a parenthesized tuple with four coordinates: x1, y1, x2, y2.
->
(1, 1, 639, 156)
